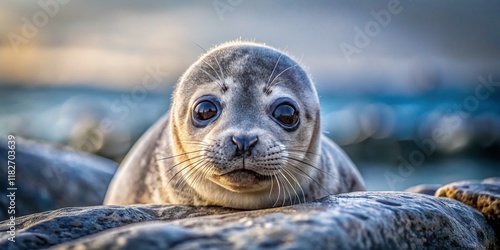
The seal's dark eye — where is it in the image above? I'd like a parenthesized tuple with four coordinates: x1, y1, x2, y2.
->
(273, 104, 298, 125)
(194, 101, 217, 120)
(270, 97, 300, 131)
(192, 96, 221, 127)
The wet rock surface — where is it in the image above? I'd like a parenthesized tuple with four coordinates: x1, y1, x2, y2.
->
(0, 192, 496, 250)
(436, 179, 500, 236)
(0, 205, 233, 250)
(404, 184, 442, 195)
(0, 138, 117, 220)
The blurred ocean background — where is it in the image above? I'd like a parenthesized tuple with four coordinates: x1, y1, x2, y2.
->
(0, 0, 499, 191)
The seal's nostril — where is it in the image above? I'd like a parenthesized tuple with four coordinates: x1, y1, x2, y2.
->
(248, 136, 258, 149)
(231, 136, 243, 151)
(232, 135, 259, 155)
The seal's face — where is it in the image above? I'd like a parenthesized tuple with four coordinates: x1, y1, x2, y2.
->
(168, 42, 321, 208)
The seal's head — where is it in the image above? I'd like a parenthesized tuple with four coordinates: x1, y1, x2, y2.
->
(166, 41, 322, 209)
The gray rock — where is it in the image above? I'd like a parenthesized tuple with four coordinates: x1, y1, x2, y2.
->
(435, 179, 500, 235)
(404, 184, 443, 195)
(0, 138, 117, 220)
(1, 192, 495, 250)
(484, 178, 500, 184)
(0, 205, 233, 250)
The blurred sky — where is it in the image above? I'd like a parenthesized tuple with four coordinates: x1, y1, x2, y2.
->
(1, 0, 499, 94)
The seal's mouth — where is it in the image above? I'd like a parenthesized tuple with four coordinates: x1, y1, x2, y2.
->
(209, 170, 271, 193)
(222, 169, 270, 182)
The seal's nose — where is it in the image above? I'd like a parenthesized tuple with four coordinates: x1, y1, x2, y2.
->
(232, 135, 258, 156)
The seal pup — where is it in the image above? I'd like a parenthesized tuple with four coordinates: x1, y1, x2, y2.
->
(104, 41, 365, 209)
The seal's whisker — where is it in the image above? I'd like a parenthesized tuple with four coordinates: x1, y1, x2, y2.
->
(188, 161, 212, 191)
(278, 169, 299, 205)
(178, 142, 211, 149)
(198, 66, 226, 90)
(194, 43, 226, 91)
(204, 61, 222, 81)
(174, 143, 209, 150)
(283, 156, 339, 181)
(275, 172, 286, 207)
(180, 140, 211, 145)
(203, 60, 226, 91)
(268, 55, 304, 92)
(212, 56, 227, 91)
(282, 155, 320, 169)
(184, 163, 202, 189)
(155, 149, 209, 161)
(281, 167, 306, 204)
(206, 166, 216, 184)
(277, 170, 292, 207)
(164, 155, 206, 175)
(277, 170, 288, 206)
(286, 151, 320, 167)
(169, 158, 208, 189)
(284, 173, 294, 206)
(285, 161, 333, 196)
(268, 171, 274, 199)
(280, 168, 300, 204)
(174, 161, 202, 189)
(179, 161, 210, 190)
(185, 164, 214, 195)
(280, 142, 319, 150)
(272, 172, 282, 207)
(285, 149, 321, 157)
(194, 42, 209, 53)
(178, 161, 210, 191)
(265, 52, 284, 93)
(180, 139, 206, 142)
(194, 43, 227, 91)
(161, 156, 207, 180)
(279, 142, 313, 149)
(180, 141, 210, 145)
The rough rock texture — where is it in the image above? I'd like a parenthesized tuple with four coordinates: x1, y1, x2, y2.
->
(0, 192, 496, 250)
(0, 138, 117, 220)
(0, 205, 234, 250)
(405, 184, 443, 195)
(484, 178, 500, 184)
(436, 179, 500, 235)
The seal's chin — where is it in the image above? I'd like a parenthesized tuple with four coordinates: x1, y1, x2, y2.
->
(209, 170, 271, 193)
